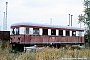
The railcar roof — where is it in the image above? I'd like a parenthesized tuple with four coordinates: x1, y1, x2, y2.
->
(11, 22, 84, 31)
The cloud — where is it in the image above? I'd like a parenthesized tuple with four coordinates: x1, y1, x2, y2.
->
(8, 0, 84, 17)
(0, 0, 84, 30)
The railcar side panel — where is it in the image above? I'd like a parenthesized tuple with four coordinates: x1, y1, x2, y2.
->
(10, 35, 84, 45)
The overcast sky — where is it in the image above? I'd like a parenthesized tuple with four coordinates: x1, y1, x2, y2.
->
(0, 0, 84, 30)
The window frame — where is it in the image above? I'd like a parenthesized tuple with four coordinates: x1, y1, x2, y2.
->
(26, 28, 29, 34)
(16, 28, 19, 35)
(42, 29, 48, 35)
(59, 30, 63, 36)
(33, 28, 39, 35)
(51, 29, 56, 35)
(66, 30, 70, 36)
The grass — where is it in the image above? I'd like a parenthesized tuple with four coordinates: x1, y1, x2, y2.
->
(0, 40, 90, 60)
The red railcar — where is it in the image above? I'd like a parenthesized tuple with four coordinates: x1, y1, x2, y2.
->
(10, 22, 84, 50)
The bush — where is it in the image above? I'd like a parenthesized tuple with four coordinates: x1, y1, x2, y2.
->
(71, 46, 81, 50)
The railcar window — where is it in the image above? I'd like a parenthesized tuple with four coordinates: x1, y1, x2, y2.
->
(16, 28, 19, 35)
(43, 29, 48, 35)
(26, 28, 29, 34)
(72, 31, 76, 36)
(59, 30, 63, 36)
(66, 30, 70, 36)
(33, 28, 39, 35)
(51, 29, 56, 35)
(12, 28, 15, 34)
